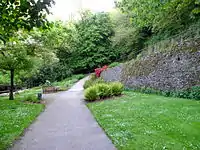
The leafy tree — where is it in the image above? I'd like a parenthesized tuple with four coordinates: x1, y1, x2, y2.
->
(0, 0, 55, 43)
(116, 0, 200, 34)
(0, 39, 34, 100)
(110, 10, 147, 60)
(65, 11, 115, 72)
(0, 0, 55, 100)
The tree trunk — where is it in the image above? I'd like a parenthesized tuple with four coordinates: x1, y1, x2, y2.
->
(9, 69, 14, 100)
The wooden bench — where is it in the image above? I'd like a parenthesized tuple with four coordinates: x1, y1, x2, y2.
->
(42, 86, 59, 94)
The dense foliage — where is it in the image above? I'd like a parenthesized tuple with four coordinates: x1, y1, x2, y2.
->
(116, 0, 200, 33)
(1, 0, 200, 94)
(26, 12, 118, 86)
(60, 12, 115, 73)
(131, 86, 200, 100)
(111, 0, 200, 60)
(0, 0, 55, 43)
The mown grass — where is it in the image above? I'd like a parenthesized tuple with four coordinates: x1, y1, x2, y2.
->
(88, 91, 200, 150)
(0, 98, 44, 150)
(52, 74, 85, 91)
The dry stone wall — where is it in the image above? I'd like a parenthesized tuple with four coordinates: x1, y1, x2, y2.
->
(101, 39, 200, 91)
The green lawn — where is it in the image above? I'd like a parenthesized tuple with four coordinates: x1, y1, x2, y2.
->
(0, 87, 44, 150)
(52, 74, 85, 91)
(88, 91, 200, 150)
(0, 98, 44, 150)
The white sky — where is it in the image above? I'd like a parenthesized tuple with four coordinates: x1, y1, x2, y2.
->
(48, 0, 115, 21)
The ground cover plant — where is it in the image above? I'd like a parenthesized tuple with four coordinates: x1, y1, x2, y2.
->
(88, 91, 200, 150)
(130, 86, 200, 100)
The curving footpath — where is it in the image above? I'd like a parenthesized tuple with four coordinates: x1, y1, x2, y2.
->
(10, 77, 116, 150)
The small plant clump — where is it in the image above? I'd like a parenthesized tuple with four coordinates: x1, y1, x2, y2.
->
(83, 75, 105, 89)
(84, 85, 99, 101)
(110, 82, 124, 96)
(96, 83, 112, 99)
(23, 94, 39, 103)
(132, 86, 200, 100)
(84, 81, 124, 102)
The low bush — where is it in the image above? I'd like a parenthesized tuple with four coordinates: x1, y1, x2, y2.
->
(84, 80, 93, 89)
(96, 83, 112, 98)
(109, 62, 121, 68)
(23, 94, 39, 103)
(189, 86, 200, 100)
(90, 73, 97, 81)
(131, 86, 200, 100)
(83, 76, 105, 89)
(84, 85, 99, 101)
(84, 81, 124, 101)
(110, 82, 124, 96)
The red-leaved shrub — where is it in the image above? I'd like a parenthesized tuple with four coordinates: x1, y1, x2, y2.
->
(95, 65, 108, 77)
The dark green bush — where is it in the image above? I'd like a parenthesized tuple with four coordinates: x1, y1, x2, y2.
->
(96, 83, 112, 98)
(84, 85, 99, 101)
(189, 86, 200, 100)
(131, 86, 200, 100)
(24, 63, 73, 88)
(110, 82, 124, 96)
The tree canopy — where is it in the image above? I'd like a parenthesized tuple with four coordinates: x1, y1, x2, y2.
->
(0, 0, 55, 43)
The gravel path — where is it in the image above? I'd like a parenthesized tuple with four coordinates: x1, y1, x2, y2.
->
(10, 77, 116, 150)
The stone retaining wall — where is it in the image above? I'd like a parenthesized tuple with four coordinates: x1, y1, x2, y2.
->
(101, 46, 200, 91)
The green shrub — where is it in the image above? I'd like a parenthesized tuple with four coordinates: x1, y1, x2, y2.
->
(161, 90, 171, 97)
(96, 83, 112, 98)
(130, 86, 200, 100)
(84, 80, 93, 89)
(84, 86, 99, 101)
(90, 73, 97, 81)
(110, 82, 124, 96)
(84, 77, 105, 89)
(109, 62, 121, 68)
(175, 90, 191, 99)
(84, 81, 124, 101)
(189, 86, 200, 100)
(23, 94, 39, 103)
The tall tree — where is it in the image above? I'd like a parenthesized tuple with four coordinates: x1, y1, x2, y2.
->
(0, 0, 55, 100)
(0, 39, 34, 100)
(0, 0, 55, 43)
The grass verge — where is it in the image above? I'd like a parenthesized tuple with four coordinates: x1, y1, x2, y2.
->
(87, 91, 200, 150)
(52, 74, 85, 91)
(0, 74, 85, 149)
(0, 98, 44, 150)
